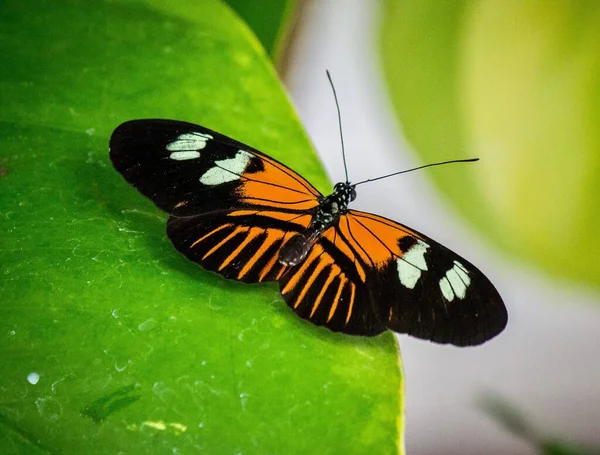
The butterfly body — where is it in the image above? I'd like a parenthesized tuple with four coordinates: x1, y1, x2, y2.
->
(110, 119, 507, 346)
(280, 182, 356, 266)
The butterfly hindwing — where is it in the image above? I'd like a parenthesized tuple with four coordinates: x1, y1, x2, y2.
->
(165, 209, 317, 284)
(109, 119, 321, 217)
(278, 224, 388, 336)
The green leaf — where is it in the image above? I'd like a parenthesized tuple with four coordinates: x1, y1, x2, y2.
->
(225, 0, 297, 59)
(381, 1, 600, 289)
(479, 394, 536, 441)
(0, 1, 403, 453)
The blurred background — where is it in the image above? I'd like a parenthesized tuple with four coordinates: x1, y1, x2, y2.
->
(231, 0, 600, 454)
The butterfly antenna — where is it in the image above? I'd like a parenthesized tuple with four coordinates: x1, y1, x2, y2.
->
(326, 70, 349, 183)
(353, 158, 479, 186)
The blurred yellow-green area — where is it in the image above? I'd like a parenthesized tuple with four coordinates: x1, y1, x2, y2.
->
(381, 1, 600, 289)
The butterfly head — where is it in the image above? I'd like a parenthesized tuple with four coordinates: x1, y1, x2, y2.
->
(333, 182, 357, 205)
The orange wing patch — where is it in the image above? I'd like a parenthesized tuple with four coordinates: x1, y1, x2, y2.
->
(218, 227, 262, 271)
(228, 210, 313, 225)
(281, 243, 331, 302)
(345, 210, 426, 265)
(327, 277, 346, 322)
(238, 229, 284, 280)
(201, 225, 246, 260)
(321, 227, 366, 281)
(239, 154, 321, 211)
(186, 224, 288, 282)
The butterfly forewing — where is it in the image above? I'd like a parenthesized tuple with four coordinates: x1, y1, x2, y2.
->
(348, 210, 506, 346)
(109, 119, 321, 217)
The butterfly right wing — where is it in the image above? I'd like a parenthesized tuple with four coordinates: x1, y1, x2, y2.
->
(279, 210, 507, 345)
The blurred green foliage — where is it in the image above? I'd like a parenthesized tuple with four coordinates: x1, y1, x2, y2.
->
(481, 394, 600, 455)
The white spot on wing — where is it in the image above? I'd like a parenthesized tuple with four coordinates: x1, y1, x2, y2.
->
(167, 132, 212, 160)
(446, 268, 466, 299)
(27, 372, 40, 385)
(439, 276, 454, 301)
(200, 149, 253, 186)
(169, 150, 200, 160)
(439, 260, 471, 301)
(454, 261, 470, 284)
(397, 240, 429, 289)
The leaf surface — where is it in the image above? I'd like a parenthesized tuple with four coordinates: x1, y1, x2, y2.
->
(0, 1, 403, 453)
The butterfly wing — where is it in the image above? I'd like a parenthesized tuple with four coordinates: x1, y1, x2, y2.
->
(278, 222, 386, 336)
(110, 119, 321, 217)
(110, 119, 322, 283)
(280, 209, 507, 346)
(165, 211, 311, 283)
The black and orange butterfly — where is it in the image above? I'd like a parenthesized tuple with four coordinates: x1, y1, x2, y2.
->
(110, 117, 507, 346)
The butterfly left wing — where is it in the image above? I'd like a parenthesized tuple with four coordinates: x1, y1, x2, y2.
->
(110, 119, 323, 283)
(110, 119, 321, 217)
(279, 210, 507, 346)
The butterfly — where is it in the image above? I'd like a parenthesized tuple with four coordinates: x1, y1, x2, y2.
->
(109, 118, 507, 346)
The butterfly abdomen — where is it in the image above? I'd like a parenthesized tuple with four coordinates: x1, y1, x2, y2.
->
(279, 231, 316, 267)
